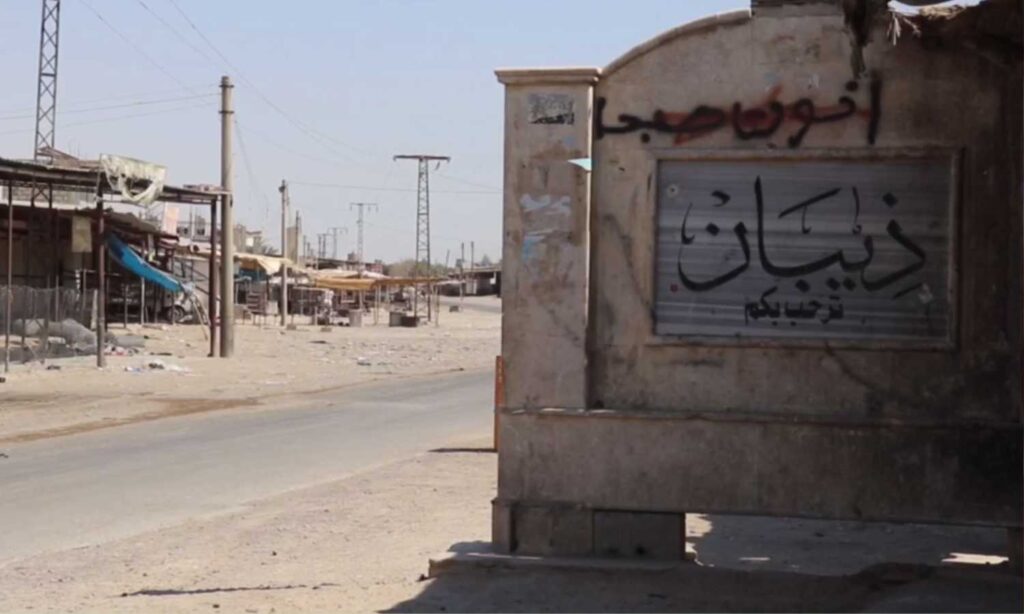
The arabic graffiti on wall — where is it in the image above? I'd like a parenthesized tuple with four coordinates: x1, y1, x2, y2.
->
(596, 78, 881, 147)
(529, 93, 576, 125)
(654, 159, 952, 342)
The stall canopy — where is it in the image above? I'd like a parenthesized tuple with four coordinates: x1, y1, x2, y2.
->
(106, 234, 183, 293)
(236, 253, 291, 275)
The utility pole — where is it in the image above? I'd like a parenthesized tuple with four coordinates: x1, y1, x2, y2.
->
(469, 240, 475, 297)
(295, 211, 303, 264)
(219, 76, 235, 357)
(278, 179, 289, 326)
(349, 202, 378, 270)
(328, 226, 348, 260)
(460, 242, 465, 305)
(33, 0, 60, 163)
(393, 154, 449, 321)
(317, 232, 330, 269)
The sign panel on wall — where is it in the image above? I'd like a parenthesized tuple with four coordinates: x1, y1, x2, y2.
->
(654, 156, 954, 344)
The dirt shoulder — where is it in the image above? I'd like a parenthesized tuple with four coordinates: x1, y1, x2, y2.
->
(0, 440, 1018, 613)
(0, 439, 498, 613)
(0, 298, 501, 443)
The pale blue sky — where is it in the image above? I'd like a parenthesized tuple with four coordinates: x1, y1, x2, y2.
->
(0, 1, 966, 262)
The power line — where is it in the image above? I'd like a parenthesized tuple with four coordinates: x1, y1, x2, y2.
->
(78, 0, 200, 93)
(290, 180, 497, 195)
(0, 92, 216, 121)
(234, 118, 275, 229)
(163, 0, 392, 173)
(234, 119, 349, 170)
(163, 0, 352, 153)
(0, 83, 216, 116)
(433, 172, 500, 191)
(134, 0, 218, 64)
(365, 220, 466, 243)
(0, 99, 214, 136)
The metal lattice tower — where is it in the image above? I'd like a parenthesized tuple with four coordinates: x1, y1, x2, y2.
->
(349, 202, 378, 268)
(394, 155, 449, 319)
(34, 0, 61, 164)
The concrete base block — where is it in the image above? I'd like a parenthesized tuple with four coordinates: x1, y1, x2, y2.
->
(1009, 528, 1022, 571)
(594, 510, 686, 560)
(514, 503, 592, 557)
(500, 502, 694, 560)
(491, 499, 513, 554)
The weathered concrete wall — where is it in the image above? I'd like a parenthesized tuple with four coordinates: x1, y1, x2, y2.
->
(494, 3, 1023, 555)
(496, 69, 597, 410)
(590, 8, 1021, 423)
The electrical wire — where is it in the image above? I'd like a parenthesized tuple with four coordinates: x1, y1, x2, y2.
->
(159, 0, 500, 194)
(78, 0, 204, 95)
(433, 172, 500, 191)
(0, 93, 217, 122)
(234, 118, 275, 229)
(234, 119, 348, 170)
(290, 180, 499, 195)
(163, 0, 358, 155)
(0, 99, 215, 136)
(0, 83, 215, 116)
(134, 0, 219, 65)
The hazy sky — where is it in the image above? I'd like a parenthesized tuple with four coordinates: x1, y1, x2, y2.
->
(0, 0, 966, 263)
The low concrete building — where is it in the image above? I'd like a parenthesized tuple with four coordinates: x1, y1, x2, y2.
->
(494, 0, 1022, 559)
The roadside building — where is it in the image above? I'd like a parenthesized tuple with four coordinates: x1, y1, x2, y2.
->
(0, 154, 227, 366)
(494, 0, 1022, 559)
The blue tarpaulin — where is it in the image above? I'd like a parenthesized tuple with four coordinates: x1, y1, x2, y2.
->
(106, 234, 183, 293)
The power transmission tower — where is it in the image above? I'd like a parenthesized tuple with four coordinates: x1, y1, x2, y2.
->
(393, 154, 449, 321)
(328, 226, 347, 260)
(317, 233, 330, 269)
(349, 202, 378, 269)
(34, 0, 60, 164)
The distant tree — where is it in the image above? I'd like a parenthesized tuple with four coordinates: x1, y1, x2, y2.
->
(386, 259, 416, 277)
(386, 259, 448, 277)
(479, 254, 493, 267)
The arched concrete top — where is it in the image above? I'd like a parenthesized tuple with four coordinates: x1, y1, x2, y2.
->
(602, 9, 752, 78)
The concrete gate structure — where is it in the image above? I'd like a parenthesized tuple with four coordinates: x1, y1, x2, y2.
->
(494, 0, 1022, 559)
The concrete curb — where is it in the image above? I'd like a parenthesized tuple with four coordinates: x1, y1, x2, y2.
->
(428, 550, 697, 578)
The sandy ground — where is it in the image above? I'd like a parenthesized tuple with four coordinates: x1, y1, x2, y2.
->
(0, 439, 1018, 613)
(0, 297, 501, 444)
(1, 293, 1019, 612)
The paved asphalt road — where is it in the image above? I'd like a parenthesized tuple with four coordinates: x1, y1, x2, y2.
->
(0, 370, 493, 566)
(442, 296, 502, 315)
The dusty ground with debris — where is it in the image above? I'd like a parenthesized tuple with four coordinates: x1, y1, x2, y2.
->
(0, 439, 1017, 613)
(0, 297, 501, 443)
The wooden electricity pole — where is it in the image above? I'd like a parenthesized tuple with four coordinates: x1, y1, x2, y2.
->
(278, 179, 289, 326)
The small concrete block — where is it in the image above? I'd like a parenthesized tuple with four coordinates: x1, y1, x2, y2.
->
(319, 326, 333, 333)
(1008, 528, 1022, 571)
(514, 504, 592, 557)
(594, 510, 686, 560)
(285, 324, 298, 331)
(491, 499, 514, 554)
(428, 549, 687, 579)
